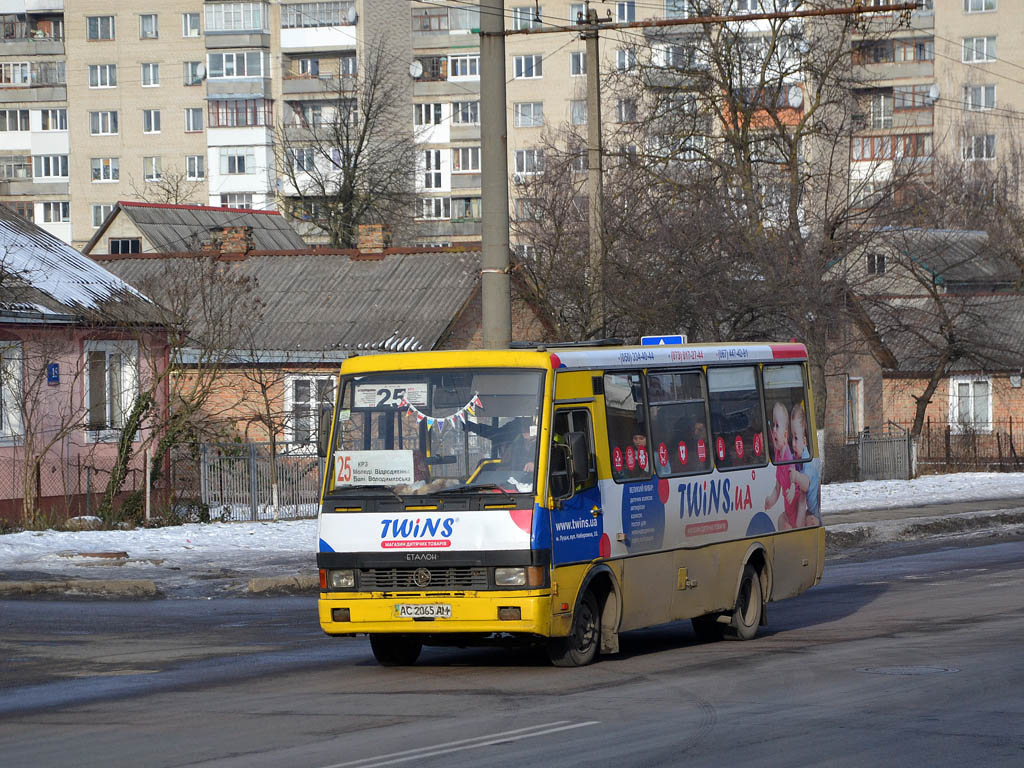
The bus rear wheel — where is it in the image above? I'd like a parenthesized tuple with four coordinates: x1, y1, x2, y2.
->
(726, 563, 762, 641)
(548, 590, 600, 667)
(370, 635, 422, 666)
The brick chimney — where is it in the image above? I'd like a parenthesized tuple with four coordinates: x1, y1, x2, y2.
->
(357, 223, 386, 254)
(203, 226, 254, 259)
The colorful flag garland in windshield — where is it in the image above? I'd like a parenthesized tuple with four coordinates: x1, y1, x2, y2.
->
(399, 393, 483, 433)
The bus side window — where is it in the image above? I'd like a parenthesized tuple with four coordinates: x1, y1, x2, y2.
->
(707, 366, 767, 471)
(604, 372, 650, 481)
(762, 365, 812, 465)
(648, 371, 711, 477)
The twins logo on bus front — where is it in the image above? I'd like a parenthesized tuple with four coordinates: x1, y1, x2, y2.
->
(379, 517, 455, 549)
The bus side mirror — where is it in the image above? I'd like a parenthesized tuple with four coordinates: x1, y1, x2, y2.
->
(566, 431, 590, 487)
(317, 406, 333, 459)
(549, 443, 572, 500)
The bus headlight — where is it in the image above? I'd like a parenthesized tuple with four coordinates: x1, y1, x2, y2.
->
(327, 569, 355, 589)
(495, 567, 527, 586)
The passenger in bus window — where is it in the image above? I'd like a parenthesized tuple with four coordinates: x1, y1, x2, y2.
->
(764, 401, 800, 528)
(789, 403, 820, 526)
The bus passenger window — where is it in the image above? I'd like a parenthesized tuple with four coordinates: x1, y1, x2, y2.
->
(762, 365, 812, 464)
(604, 372, 650, 482)
(707, 366, 767, 471)
(648, 371, 711, 477)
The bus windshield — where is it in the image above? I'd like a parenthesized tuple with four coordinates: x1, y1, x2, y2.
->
(330, 368, 545, 496)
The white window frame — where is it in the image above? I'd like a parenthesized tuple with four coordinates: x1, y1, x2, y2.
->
(964, 84, 996, 111)
(40, 108, 67, 131)
(186, 154, 205, 180)
(514, 54, 543, 79)
(423, 149, 442, 188)
(963, 134, 996, 161)
(207, 51, 267, 79)
(143, 109, 161, 134)
(0, 109, 28, 132)
(420, 196, 451, 220)
(84, 340, 139, 443)
(571, 99, 587, 125)
(88, 64, 117, 88)
(182, 12, 201, 37)
(452, 101, 479, 125)
(143, 156, 162, 181)
(514, 148, 544, 175)
(41, 201, 70, 223)
(0, 341, 21, 440)
(449, 54, 480, 80)
(91, 157, 120, 182)
(513, 101, 544, 127)
(184, 61, 203, 86)
(87, 16, 115, 41)
(92, 203, 114, 227)
(284, 374, 334, 448)
(948, 376, 992, 433)
(616, 48, 636, 72)
(616, 1, 635, 23)
(414, 102, 443, 126)
(220, 146, 256, 174)
(32, 154, 68, 179)
(220, 193, 253, 209)
(141, 62, 160, 87)
(963, 36, 996, 62)
(139, 13, 159, 39)
(869, 92, 893, 129)
(185, 108, 203, 132)
(205, 2, 268, 33)
(964, 0, 996, 12)
(452, 146, 480, 173)
(289, 147, 315, 172)
(570, 51, 586, 76)
(511, 6, 543, 30)
(89, 110, 118, 136)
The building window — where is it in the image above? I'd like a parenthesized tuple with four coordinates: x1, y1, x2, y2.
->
(340, 53, 357, 76)
(139, 13, 158, 39)
(513, 102, 544, 127)
(182, 12, 200, 37)
(866, 252, 886, 275)
(616, 1, 635, 22)
(950, 377, 991, 432)
(452, 146, 480, 172)
(0, 342, 21, 439)
(616, 98, 637, 123)
(616, 48, 636, 72)
(449, 54, 480, 79)
(420, 197, 450, 219)
(143, 156, 162, 181)
(220, 146, 256, 174)
(32, 154, 68, 178)
(963, 36, 996, 62)
(412, 7, 449, 31)
(2, 200, 32, 219)
(185, 108, 203, 132)
(186, 155, 205, 180)
(220, 193, 253, 209)
(0, 62, 28, 86)
(845, 377, 862, 438)
(184, 61, 203, 85)
(205, 2, 267, 32)
(452, 100, 479, 125)
(296, 57, 319, 77)
(40, 108, 67, 131)
(896, 38, 933, 62)
(452, 196, 482, 220)
(514, 54, 543, 79)
(287, 376, 334, 446)
(413, 102, 443, 126)
(88, 64, 116, 88)
(141, 63, 160, 87)
(42, 201, 69, 222)
(91, 204, 114, 227)
(87, 16, 115, 41)
(89, 111, 118, 136)
(964, 0, 996, 12)
(514, 148, 544, 175)
(109, 238, 141, 254)
(289, 147, 315, 172)
(0, 110, 28, 131)
(511, 6, 542, 30)
(964, 84, 996, 111)
(869, 92, 893, 129)
(450, 6, 480, 29)
(571, 100, 587, 125)
(570, 51, 586, 76)
(963, 134, 996, 161)
(143, 109, 161, 134)
(207, 51, 267, 79)
(91, 157, 119, 182)
(85, 341, 138, 437)
(208, 99, 273, 128)
(423, 149, 442, 188)
(282, 2, 349, 28)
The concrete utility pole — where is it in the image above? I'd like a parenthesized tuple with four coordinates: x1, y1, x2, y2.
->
(480, 0, 511, 349)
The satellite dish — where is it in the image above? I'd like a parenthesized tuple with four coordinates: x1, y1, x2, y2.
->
(346, 6, 357, 24)
(787, 84, 803, 109)
(927, 83, 940, 103)
(409, 60, 423, 79)
(196, 63, 207, 81)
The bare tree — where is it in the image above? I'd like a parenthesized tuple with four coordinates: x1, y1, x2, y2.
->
(127, 164, 205, 206)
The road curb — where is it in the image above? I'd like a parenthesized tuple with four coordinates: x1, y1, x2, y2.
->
(248, 573, 318, 594)
(826, 508, 1024, 553)
(0, 578, 158, 599)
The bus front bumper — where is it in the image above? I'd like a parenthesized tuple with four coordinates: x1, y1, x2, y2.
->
(319, 591, 553, 637)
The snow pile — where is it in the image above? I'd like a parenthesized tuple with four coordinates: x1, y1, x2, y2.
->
(822, 472, 1024, 511)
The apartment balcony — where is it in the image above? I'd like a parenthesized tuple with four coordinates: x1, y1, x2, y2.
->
(204, 31, 270, 49)
(451, 124, 480, 142)
(411, 30, 451, 52)
(206, 79, 272, 99)
(0, 84, 64, 102)
(25, 1, 65, 11)
(450, 173, 480, 191)
(281, 74, 354, 96)
(855, 60, 933, 84)
(0, 37, 63, 56)
(416, 218, 481, 238)
(280, 26, 355, 53)
(0, 179, 67, 195)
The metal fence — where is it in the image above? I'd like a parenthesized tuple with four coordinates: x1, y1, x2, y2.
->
(908, 418, 1024, 473)
(171, 442, 324, 521)
(823, 424, 912, 483)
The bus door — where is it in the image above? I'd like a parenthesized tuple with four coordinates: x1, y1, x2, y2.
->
(548, 406, 603, 565)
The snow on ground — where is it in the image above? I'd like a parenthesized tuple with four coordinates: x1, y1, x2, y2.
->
(2, 472, 1024, 575)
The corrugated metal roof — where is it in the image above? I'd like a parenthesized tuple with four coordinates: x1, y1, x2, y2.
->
(99, 248, 481, 354)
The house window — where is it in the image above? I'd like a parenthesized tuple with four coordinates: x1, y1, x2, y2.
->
(141, 63, 160, 87)
(964, 0, 996, 11)
(513, 102, 544, 127)
(92, 204, 114, 227)
(187, 155, 205, 180)
(143, 156, 162, 181)
(89, 111, 118, 135)
(511, 6, 542, 30)
(963, 134, 996, 161)
(40, 109, 66, 131)
(288, 376, 334, 446)
(421, 197, 450, 219)
(0, 109, 28, 131)
(964, 84, 996, 111)
(449, 54, 479, 79)
(846, 377, 863, 438)
(87, 16, 115, 40)
(452, 146, 480, 172)
(42, 201, 70, 222)
(85, 341, 138, 438)
(963, 36, 996, 62)
(143, 110, 161, 134)
(220, 193, 253, 208)
(220, 147, 256, 174)
(185, 108, 203, 132)
(514, 148, 544, 174)
(571, 100, 587, 125)
(88, 64, 117, 88)
(182, 12, 200, 37)
(91, 157, 120, 182)
(207, 51, 267, 79)
(452, 101, 479, 125)
(139, 14, 158, 39)
(414, 102, 443, 126)
(184, 61, 203, 85)
(950, 377, 991, 432)
(570, 51, 586, 76)
(869, 92, 893, 129)
(616, 1, 635, 22)
(423, 149, 442, 188)
(109, 238, 141, 254)
(32, 154, 68, 178)
(0, 342, 21, 439)
(514, 54, 543, 79)
(205, 2, 267, 32)
(867, 252, 886, 275)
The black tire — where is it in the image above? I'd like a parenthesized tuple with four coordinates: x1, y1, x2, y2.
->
(691, 613, 726, 642)
(370, 634, 422, 666)
(726, 563, 763, 641)
(548, 590, 601, 667)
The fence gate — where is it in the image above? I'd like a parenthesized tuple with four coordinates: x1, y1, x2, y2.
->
(858, 432, 911, 481)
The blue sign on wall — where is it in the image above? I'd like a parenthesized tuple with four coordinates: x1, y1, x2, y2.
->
(46, 363, 59, 385)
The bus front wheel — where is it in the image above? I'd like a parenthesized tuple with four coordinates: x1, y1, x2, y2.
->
(726, 564, 762, 641)
(370, 634, 422, 666)
(548, 590, 600, 667)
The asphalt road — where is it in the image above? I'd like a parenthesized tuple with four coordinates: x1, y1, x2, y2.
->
(1, 540, 1023, 767)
